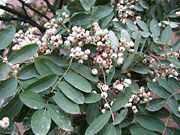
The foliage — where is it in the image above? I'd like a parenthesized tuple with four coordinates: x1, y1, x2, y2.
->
(0, 0, 180, 135)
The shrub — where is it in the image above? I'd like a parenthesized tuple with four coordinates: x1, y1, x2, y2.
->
(0, 0, 180, 134)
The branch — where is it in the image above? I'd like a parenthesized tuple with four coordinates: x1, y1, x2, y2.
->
(43, 0, 56, 15)
(17, 0, 50, 20)
(0, 5, 46, 32)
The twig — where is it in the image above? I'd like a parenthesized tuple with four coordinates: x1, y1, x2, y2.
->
(51, 58, 73, 92)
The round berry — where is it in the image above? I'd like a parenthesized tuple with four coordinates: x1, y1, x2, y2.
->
(101, 92, 108, 98)
(101, 109, 106, 113)
(104, 103, 110, 109)
(178, 106, 180, 112)
(101, 85, 109, 91)
(92, 68, 98, 75)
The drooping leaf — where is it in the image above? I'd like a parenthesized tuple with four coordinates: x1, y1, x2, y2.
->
(121, 54, 134, 73)
(86, 104, 100, 124)
(85, 111, 111, 135)
(80, 0, 96, 11)
(35, 57, 64, 76)
(109, 31, 119, 51)
(8, 44, 39, 64)
(112, 87, 132, 112)
(157, 78, 174, 94)
(167, 96, 180, 118)
(47, 104, 72, 131)
(134, 114, 165, 131)
(125, 19, 138, 31)
(145, 98, 165, 112)
(64, 70, 92, 93)
(136, 20, 148, 32)
(147, 82, 170, 99)
(0, 26, 16, 50)
(58, 81, 84, 104)
(0, 78, 17, 99)
(31, 109, 51, 135)
(26, 74, 58, 93)
(113, 109, 128, 125)
(93, 6, 113, 21)
(129, 82, 140, 93)
(71, 63, 98, 82)
(0, 62, 10, 80)
(168, 57, 180, 68)
(150, 19, 160, 37)
(130, 125, 158, 135)
(84, 93, 101, 103)
(20, 91, 46, 109)
(52, 92, 80, 114)
(107, 66, 115, 85)
(161, 26, 172, 44)
(18, 63, 39, 80)
(173, 39, 180, 52)
(71, 13, 91, 27)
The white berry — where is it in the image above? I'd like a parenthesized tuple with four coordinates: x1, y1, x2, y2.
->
(102, 85, 109, 91)
(101, 92, 108, 98)
(92, 69, 98, 75)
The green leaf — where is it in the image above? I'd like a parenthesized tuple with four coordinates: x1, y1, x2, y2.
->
(31, 109, 51, 135)
(0, 78, 17, 99)
(85, 111, 111, 135)
(26, 74, 58, 93)
(64, 70, 92, 93)
(147, 82, 170, 99)
(58, 81, 84, 104)
(130, 64, 149, 74)
(35, 57, 64, 76)
(167, 127, 180, 135)
(20, 91, 46, 109)
(168, 78, 180, 90)
(44, 54, 68, 67)
(130, 125, 158, 135)
(107, 66, 115, 85)
(134, 31, 141, 52)
(18, 64, 39, 80)
(125, 19, 138, 31)
(150, 19, 160, 37)
(121, 54, 134, 73)
(167, 96, 180, 118)
(134, 5, 143, 11)
(71, 63, 98, 82)
(84, 93, 101, 103)
(109, 31, 118, 51)
(136, 20, 149, 32)
(80, 0, 96, 11)
(161, 26, 172, 44)
(52, 92, 80, 114)
(0, 62, 10, 80)
(168, 57, 180, 68)
(47, 104, 72, 131)
(86, 104, 100, 124)
(0, 26, 16, 50)
(0, 96, 23, 119)
(71, 13, 91, 27)
(104, 124, 118, 135)
(129, 82, 140, 93)
(93, 6, 113, 20)
(134, 114, 165, 131)
(121, 29, 131, 42)
(145, 98, 165, 112)
(100, 12, 114, 28)
(113, 109, 128, 125)
(139, 1, 148, 9)
(8, 44, 39, 64)
(173, 39, 180, 52)
(157, 78, 174, 94)
(112, 87, 132, 112)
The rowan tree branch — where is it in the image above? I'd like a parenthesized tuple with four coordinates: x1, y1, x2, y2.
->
(17, 0, 50, 20)
(43, 0, 56, 15)
(0, 5, 46, 32)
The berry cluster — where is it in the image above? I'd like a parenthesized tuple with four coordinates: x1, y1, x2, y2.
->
(0, 117, 10, 129)
(142, 50, 180, 80)
(124, 86, 152, 113)
(112, 0, 142, 23)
